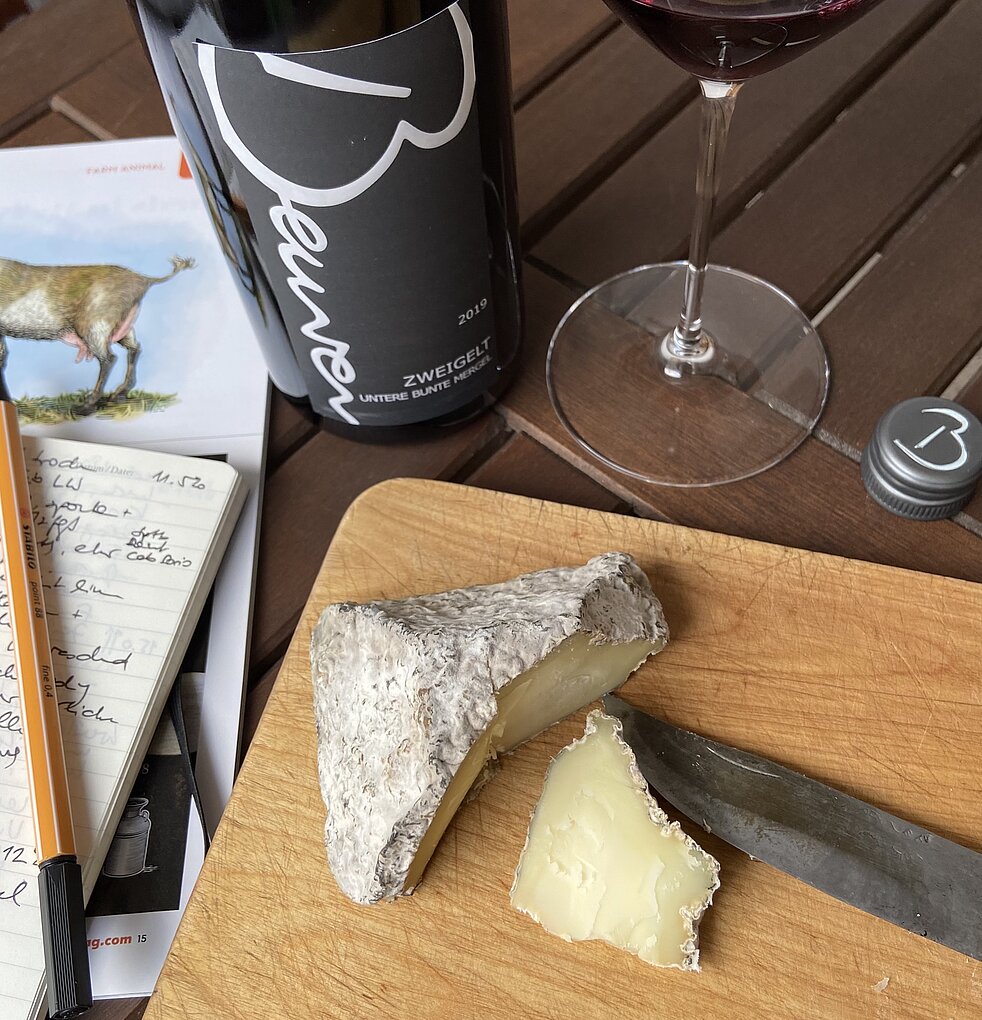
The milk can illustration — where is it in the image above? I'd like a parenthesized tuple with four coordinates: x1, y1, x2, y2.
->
(102, 797, 153, 879)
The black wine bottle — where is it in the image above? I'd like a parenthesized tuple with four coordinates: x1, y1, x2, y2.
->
(131, 1, 523, 439)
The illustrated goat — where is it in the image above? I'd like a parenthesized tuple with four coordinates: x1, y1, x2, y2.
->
(0, 255, 195, 413)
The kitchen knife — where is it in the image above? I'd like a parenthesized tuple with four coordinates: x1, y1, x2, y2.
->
(602, 694, 982, 961)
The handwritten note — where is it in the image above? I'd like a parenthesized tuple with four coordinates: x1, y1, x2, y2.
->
(0, 437, 242, 1020)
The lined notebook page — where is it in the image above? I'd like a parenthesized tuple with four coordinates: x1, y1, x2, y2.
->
(0, 437, 243, 1019)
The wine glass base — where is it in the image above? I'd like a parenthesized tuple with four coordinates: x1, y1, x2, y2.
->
(546, 262, 830, 487)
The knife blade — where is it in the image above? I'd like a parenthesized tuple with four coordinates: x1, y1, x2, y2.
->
(602, 694, 982, 961)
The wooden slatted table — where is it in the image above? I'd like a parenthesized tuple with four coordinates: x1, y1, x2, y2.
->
(2, 1, 982, 1017)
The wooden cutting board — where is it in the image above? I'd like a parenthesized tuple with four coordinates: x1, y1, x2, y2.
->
(146, 479, 982, 1019)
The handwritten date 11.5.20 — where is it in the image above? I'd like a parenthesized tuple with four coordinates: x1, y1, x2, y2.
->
(152, 470, 205, 490)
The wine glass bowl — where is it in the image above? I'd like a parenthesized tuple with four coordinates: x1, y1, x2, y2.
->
(546, 0, 884, 487)
(606, 0, 881, 82)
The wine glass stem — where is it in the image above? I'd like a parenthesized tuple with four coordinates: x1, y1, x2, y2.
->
(671, 79, 742, 357)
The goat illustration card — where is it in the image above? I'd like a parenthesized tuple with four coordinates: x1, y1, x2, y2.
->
(0, 253, 195, 416)
(0, 138, 267, 447)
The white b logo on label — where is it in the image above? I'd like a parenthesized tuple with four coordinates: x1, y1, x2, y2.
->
(893, 407, 970, 472)
(196, 5, 475, 208)
(195, 5, 476, 425)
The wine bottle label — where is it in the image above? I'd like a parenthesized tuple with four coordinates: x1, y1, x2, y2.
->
(180, 2, 500, 426)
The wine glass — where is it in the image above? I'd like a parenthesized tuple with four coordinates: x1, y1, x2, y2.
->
(546, 0, 884, 486)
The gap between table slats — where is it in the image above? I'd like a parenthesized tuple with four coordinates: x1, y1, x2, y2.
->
(814, 148, 982, 456)
(1, 110, 95, 147)
(52, 40, 169, 141)
(706, 0, 982, 315)
(507, 0, 614, 105)
(515, 26, 693, 243)
(464, 431, 631, 515)
(0, 0, 134, 136)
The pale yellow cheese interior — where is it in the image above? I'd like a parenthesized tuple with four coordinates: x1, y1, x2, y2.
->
(510, 713, 717, 968)
(403, 633, 658, 891)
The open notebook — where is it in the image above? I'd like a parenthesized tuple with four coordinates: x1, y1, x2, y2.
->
(0, 436, 245, 1020)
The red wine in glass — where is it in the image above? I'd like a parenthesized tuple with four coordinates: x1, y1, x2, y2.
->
(604, 0, 884, 81)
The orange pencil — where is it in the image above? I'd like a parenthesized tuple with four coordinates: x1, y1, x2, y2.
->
(0, 380, 92, 1018)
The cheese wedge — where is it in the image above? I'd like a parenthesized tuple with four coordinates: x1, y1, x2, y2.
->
(510, 710, 719, 970)
(310, 553, 668, 904)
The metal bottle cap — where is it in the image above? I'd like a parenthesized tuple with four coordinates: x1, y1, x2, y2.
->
(861, 397, 982, 520)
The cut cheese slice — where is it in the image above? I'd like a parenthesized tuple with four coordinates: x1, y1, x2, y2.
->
(310, 553, 668, 904)
(510, 710, 719, 971)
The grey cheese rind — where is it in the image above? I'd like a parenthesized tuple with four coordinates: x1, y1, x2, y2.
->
(310, 553, 668, 905)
